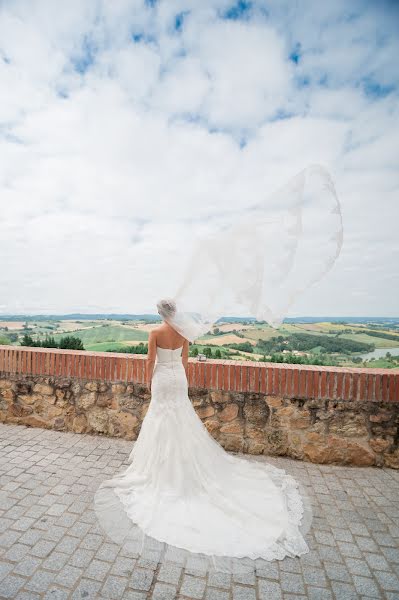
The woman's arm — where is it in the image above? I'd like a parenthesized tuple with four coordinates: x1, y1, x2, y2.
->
(146, 330, 157, 391)
(182, 339, 189, 380)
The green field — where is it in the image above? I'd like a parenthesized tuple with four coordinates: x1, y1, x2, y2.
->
(2, 316, 398, 369)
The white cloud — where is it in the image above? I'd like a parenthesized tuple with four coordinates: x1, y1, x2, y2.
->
(0, 0, 398, 317)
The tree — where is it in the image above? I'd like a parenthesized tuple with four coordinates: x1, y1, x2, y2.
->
(215, 348, 222, 358)
(20, 334, 38, 347)
(58, 336, 85, 350)
(203, 346, 212, 358)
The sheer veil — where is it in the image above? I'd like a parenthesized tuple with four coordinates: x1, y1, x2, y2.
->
(161, 164, 343, 342)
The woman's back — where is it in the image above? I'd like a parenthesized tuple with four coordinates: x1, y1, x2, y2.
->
(154, 322, 186, 349)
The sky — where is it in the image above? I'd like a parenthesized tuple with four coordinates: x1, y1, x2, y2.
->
(0, 0, 398, 319)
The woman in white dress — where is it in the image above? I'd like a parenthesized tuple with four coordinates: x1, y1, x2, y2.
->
(93, 299, 312, 574)
(94, 165, 343, 573)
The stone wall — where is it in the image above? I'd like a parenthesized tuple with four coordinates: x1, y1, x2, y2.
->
(0, 345, 398, 468)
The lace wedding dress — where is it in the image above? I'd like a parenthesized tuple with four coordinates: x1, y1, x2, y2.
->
(94, 345, 312, 574)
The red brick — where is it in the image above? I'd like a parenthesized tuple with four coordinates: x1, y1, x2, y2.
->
(267, 367, 274, 395)
(359, 372, 367, 401)
(187, 361, 194, 387)
(367, 373, 374, 401)
(126, 358, 133, 382)
(259, 365, 266, 393)
(48, 352, 54, 376)
(281, 368, 287, 397)
(389, 374, 397, 402)
(298, 369, 305, 397)
(320, 371, 328, 399)
(217, 364, 224, 390)
(382, 373, 389, 402)
(222, 363, 229, 390)
(120, 357, 127, 382)
(352, 373, 360, 400)
(195, 361, 202, 388)
(227, 364, 234, 391)
(335, 371, 344, 399)
(375, 373, 382, 401)
(286, 367, 294, 398)
(57, 353, 62, 377)
(241, 365, 248, 392)
(292, 368, 299, 397)
(305, 371, 318, 398)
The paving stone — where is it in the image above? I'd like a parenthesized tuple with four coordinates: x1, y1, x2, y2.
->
(54, 564, 82, 588)
(232, 584, 256, 600)
(79, 532, 103, 551)
(337, 541, 363, 558)
(153, 581, 179, 599)
(352, 575, 381, 597)
(15, 593, 41, 600)
(331, 581, 359, 600)
(233, 570, 256, 585)
(110, 555, 136, 577)
(205, 589, 230, 600)
(0, 574, 26, 598)
(364, 551, 391, 570)
(279, 557, 302, 573)
(179, 574, 206, 598)
(96, 542, 120, 562)
(255, 559, 279, 579)
(68, 547, 95, 568)
(157, 562, 182, 585)
(122, 592, 147, 600)
(130, 567, 154, 591)
(207, 571, 231, 588)
(85, 558, 111, 580)
(307, 587, 333, 600)
(345, 557, 372, 577)
(41, 550, 69, 571)
(24, 568, 56, 593)
(30, 538, 57, 558)
(11, 554, 40, 578)
(355, 535, 379, 552)
(100, 574, 128, 598)
(324, 562, 351, 583)
(331, 528, 353, 542)
(3, 542, 30, 561)
(43, 587, 70, 600)
(56, 535, 81, 554)
(258, 579, 282, 600)
(374, 570, 399, 591)
(314, 531, 336, 546)
(71, 577, 102, 599)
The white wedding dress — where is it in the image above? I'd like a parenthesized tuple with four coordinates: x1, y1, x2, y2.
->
(94, 345, 312, 573)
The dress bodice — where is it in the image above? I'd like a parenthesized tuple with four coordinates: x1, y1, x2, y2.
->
(155, 345, 183, 364)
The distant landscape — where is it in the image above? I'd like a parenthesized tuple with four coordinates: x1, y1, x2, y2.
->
(0, 315, 398, 369)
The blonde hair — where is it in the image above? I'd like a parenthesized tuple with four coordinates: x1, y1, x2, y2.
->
(156, 297, 177, 320)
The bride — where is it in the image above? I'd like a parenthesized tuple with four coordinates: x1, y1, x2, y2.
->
(93, 298, 312, 574)
(94, 165, 342, 573)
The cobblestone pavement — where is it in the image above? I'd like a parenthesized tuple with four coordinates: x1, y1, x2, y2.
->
(0, 423, 399, 600)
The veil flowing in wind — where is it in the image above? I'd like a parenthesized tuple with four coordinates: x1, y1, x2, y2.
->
(93, 164, 343, 575)
(163, 164, 343, 342)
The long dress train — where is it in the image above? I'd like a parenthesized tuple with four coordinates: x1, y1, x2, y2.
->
(93, 346, 312, 574)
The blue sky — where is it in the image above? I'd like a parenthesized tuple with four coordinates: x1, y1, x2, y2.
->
(0, 0, 398, 317)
